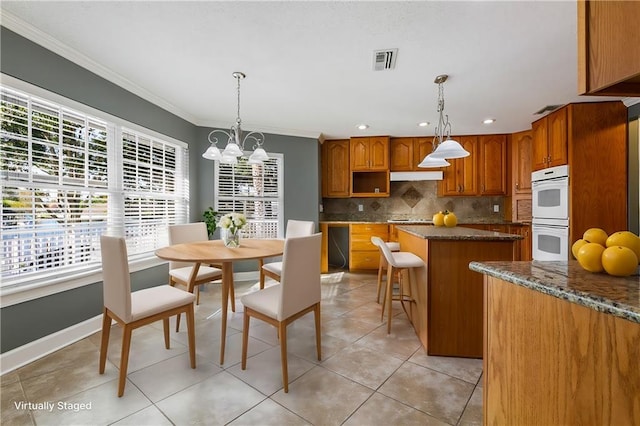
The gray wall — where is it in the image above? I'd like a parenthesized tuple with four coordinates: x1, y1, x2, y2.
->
(0, 27, 320, 353)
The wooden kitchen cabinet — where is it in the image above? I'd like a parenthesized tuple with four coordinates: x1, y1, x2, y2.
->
(390, 137, 414, 171)
(511, 130, 532, 194)
(478, 134, 507, 195)
(438, 136, 478, 196)
(321, 139, 350, 198)
(509, 224, 532, 261)
(578, 0, 640, 96)
(349, 223, 389, 270)
(350, 136, 389, 171)
(390, 137, 437, 171)
(532, 107, 568, 171)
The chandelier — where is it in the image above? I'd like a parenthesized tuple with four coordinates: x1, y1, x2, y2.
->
(418, 74, 469, 168)
(202, 72, 269, 165)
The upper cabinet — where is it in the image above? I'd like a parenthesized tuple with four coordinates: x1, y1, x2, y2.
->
(578, 0, 640, 96)
(350, 136, 389, 171)
(321, 139, 350, 198)
(390, 137, 437, 171)
(511, 130, 533, 195)
(532, 107, 568, 171)
(438, 136, 479, 196)
(478, 134, 508, 195)
(350, 136, 390, 197)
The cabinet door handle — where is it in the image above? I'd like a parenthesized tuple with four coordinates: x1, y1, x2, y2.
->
(515, 182, 519, 189)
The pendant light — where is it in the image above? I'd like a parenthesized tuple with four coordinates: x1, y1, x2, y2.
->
(203, 72, 269, 164)
(418, 74, 470, 167)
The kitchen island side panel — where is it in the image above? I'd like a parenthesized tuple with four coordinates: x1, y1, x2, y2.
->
(484, 274, 640, 425)
(397, 227, 517, 357)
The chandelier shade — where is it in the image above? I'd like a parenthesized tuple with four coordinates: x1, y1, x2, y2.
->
(203, 72, 269, 164)
(419, 74, 470, 167)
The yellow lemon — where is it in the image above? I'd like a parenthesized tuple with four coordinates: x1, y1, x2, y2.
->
(576, 243, 606, 273)
(582, 228, 608, 246)
(444, 212, 457, 227)
(601, 246, 638, 277)
(605, 231, 640, 262)
(433, 212, 445, 226)
(571, 239, 588, 259)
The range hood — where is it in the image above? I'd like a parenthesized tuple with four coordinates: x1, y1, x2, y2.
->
(390, 171, 443, 181)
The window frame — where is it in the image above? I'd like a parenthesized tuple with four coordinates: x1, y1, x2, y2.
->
(213, 153, 284, 239)
(0, 74, 189, 307)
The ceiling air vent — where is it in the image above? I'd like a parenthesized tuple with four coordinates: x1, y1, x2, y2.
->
(373, 49, 398, 71)
(534, 104, 564, 115)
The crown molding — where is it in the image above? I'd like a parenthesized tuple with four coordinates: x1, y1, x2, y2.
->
(1, 11, 198, 124)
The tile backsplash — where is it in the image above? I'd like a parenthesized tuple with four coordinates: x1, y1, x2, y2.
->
(320, 180, 506, 223)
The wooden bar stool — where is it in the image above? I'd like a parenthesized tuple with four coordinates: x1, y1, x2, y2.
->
(371, 236, 423, 334)
(372, 239, 400, 304)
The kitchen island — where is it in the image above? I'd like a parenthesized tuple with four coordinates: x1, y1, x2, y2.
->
(396, 225, 521, 358)
(469, 260, 639, 425)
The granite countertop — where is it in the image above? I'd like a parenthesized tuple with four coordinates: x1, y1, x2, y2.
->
(320, 220, 530, 226)
(469, 260, 640, 324)
(398, 225, 523, 241)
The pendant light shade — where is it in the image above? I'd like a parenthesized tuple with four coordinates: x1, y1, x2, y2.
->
(222, 141, 243, 157)
(428, 138, 470, 159)
(418, 154, 450, 168)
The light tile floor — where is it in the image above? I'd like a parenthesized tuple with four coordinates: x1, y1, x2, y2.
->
(1, 270, 483, 426)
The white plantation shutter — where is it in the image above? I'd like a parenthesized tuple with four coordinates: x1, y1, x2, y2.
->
(214, 154, 283, 238)
(120, 130, 187, 256)
(0, 85, 189, 290)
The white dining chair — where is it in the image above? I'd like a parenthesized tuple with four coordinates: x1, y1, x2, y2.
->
(99, 236, 196, 397)
(168, 222, 232, 331)
(371, 236, 423, 334)
(259, 219, 315, 289)
(241, 233, 322, 393)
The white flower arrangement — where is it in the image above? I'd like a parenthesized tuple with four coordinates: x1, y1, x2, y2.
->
(217, 212, 247, 234)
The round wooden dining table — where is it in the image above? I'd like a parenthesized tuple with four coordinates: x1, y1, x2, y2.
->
(155, 238, 284, 364)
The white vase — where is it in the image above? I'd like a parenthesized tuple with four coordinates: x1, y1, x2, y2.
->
(222, 228, 240, 248)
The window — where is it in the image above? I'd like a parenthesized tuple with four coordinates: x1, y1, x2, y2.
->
(0, 84, 188, 291)
(214, 154, 284, 238)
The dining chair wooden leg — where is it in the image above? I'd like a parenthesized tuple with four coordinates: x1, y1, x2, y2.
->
(314, 303, 322, 361)
(99, 309, 111, 374)
(196, 285, 201, 305)
(163, 318, 170, 349)
(175, 313, 181, 333)
(118, 325, 133, 397)
(186, 305, 196, 369)
(279, 321, 289, 393)
(258, 259, 265, 289)
(241, 310, 250, 370)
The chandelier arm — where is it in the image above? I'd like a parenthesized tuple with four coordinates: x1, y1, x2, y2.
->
(208, 129, 232, 145)
(243, 131, 266, 149)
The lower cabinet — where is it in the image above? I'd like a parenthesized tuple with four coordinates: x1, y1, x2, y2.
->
(349, 224, 389, 270)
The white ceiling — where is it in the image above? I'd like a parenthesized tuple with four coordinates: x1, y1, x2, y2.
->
(0, 1, 634, 141)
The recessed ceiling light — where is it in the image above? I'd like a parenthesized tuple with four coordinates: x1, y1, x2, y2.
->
(483, 118, 496, 124)
(356, 124, 369, 130)
(417, 122, 429, 127)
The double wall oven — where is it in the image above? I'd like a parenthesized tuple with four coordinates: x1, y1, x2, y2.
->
(531, 165, 569, 261)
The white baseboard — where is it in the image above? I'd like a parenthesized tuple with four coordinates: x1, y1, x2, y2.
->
(0, 271, 260, 376)
(0, 314, 103, 376)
